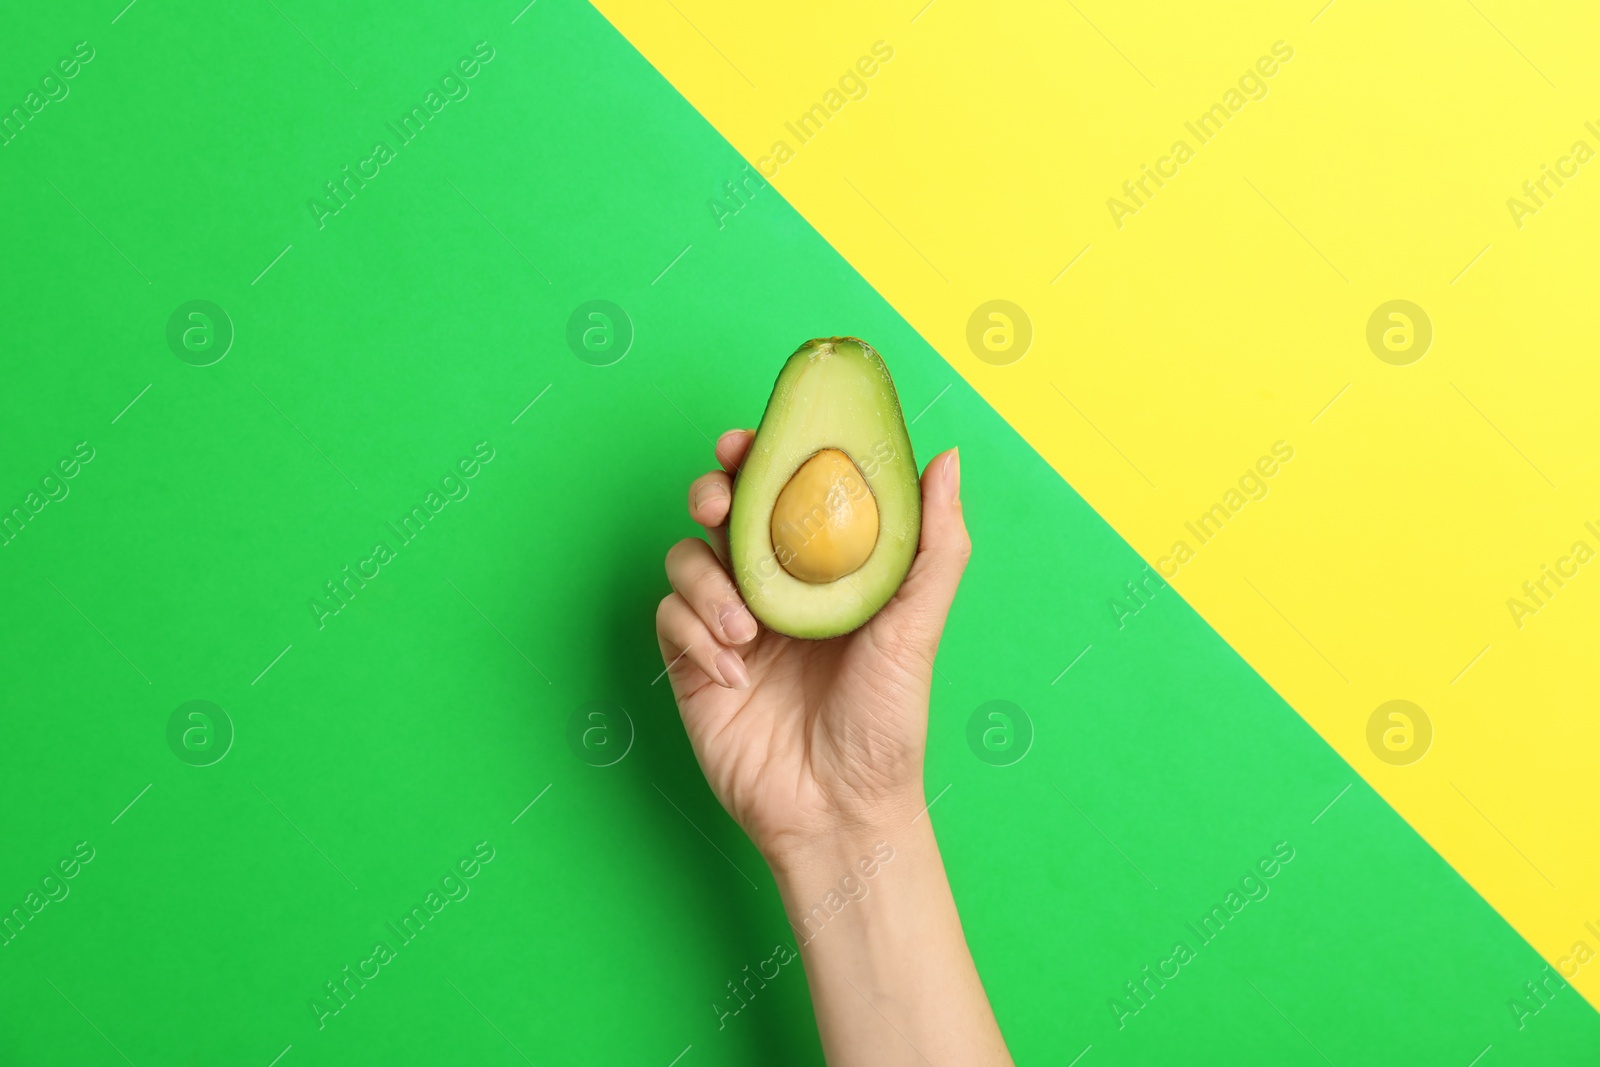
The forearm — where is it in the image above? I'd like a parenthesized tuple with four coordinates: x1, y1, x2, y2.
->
(770, 816, 1012, 1066)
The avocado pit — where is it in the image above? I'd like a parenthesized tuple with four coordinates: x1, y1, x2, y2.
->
(770, 448, 879, 583)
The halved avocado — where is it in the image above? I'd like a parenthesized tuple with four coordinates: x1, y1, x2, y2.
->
(729, 337, 921, 639)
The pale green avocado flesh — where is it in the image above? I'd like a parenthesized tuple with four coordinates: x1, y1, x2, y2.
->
(729, 337, 921, 639)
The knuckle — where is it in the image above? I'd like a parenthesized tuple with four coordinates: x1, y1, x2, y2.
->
(656, 593, 678, 623)
(665, 537, 700, 568)
(696, 583, 742, 628)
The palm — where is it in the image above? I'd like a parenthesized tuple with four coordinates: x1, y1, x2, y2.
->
(666, 601, 933, 858)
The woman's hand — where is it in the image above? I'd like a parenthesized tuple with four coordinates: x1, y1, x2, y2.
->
(657, 429, 1010, 1065)
(654, 429, 970, 868)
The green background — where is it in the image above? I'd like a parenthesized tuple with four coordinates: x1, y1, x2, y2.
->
(2, 1, 1596, 1063)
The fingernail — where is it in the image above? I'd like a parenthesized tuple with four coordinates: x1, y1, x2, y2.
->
(945, 448, 961, 503)
(716, 649, 751, 689)
(720, 602, 757, 643)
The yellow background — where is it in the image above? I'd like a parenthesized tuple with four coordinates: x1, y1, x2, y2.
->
(595, 0, 1600, 1005)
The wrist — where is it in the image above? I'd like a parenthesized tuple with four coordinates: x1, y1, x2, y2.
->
(765, 802, 937, 906)
(768, 817, 954, 991)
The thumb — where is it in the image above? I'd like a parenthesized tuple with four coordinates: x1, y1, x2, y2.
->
(875, 448, 970, 654)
